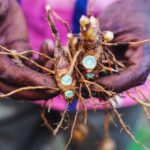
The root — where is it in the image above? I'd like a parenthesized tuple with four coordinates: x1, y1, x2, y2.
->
(17, 54, 55, 74)
(75, 66, 92, 97)
(64, 103, 79, 150)
(41, 110, 54, 132)
(63, 112, 71, 131)
(68, 49, 82, 75)
(127, 91, 150, 107)
(53, 103, 69, 135)
(102, 39, 150, 47)
(0, 86, 58, 98)
(135, 87, 150, 120)
(108, 112, 117, 128)
(0, 45, 55, 74)
(142, 106, 150, 120)
(64, 46, 73, 63)
(135, 87, 150, 102)
(78, 84, 88, 124)
(81, 79, 115, 96)
(19, 50, 55, 61)
(112, 107, 149, 150)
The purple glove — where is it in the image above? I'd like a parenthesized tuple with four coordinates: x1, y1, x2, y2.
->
(97, 0, 150, 93)
(0, 0, 58, 100)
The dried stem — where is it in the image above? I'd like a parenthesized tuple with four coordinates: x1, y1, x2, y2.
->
(18, 54, 55, 74)
(47, 5, 71, 33)
(46, 9, 62, 56)
(99, 63, 119, 73)
(75, 66, 92, 97)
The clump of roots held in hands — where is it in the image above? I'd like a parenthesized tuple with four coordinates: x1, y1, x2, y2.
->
(1, 2, 150, 150)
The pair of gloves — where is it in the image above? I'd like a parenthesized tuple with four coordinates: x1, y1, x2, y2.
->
(0, 0, 150, 101)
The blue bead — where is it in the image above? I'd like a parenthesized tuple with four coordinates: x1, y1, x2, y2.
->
(61, 74, 72, 86)
(86, 73, 94, 79)
(82, 55, 97, 70)
(65, 90, 74, 98)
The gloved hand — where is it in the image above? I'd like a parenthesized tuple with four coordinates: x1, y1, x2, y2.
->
(97, 0, 150, 93)
(0, 0, 58, 100)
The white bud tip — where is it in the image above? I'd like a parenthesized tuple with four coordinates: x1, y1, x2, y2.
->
(67, 33, 73, 39)
(45, 4, 51, 12)
(103, 31, 114, 42)
(80, 15, 90, 25)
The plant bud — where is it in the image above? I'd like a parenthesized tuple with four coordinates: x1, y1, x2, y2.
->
(80, 15, 90, 31)
(103, 31, 114, 42)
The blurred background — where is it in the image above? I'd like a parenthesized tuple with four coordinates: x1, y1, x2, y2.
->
(129, 116, 150, 150)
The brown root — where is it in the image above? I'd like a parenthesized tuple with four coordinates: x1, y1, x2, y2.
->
(142, 106, 150, 120)
(0, 45, 55, 74)
(53, 103, 69, 135)
(68, 49, 82, 75)
(127, 90, 150, 107)
(81, 79, 115, 97)
(64, 103, 79, 150)
(78, 84, 88, 124)
(46, 8, 62, 57)
(0, 86, 58, 98)
(112, 107, 149, 150)
(41, 109, 54, 132)
(102, 39, 150, 47)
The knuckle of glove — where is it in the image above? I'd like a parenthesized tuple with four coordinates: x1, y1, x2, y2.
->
(135, 67, 149, 86)
(0, 0, 9, 18)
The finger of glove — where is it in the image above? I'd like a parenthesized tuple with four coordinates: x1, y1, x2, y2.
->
(43, 60, 55, 74)
(0, 0, 9, 18)
(0, 81, 52, 101)
(96, 47, 150, 93)
(0, 0, 31, 52)
(38, 39, 54, 65)
(0, 55, 57, 94)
